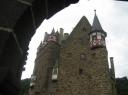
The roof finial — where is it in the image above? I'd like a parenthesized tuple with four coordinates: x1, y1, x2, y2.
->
(94, 9, 96, 14)
(92, 9, 104, 32)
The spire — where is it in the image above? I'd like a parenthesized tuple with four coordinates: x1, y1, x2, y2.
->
(92, 10, 103, 31)
(51, 28, 55, 34)
(56, 30, 59, 36)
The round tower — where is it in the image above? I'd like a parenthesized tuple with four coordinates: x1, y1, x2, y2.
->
(89, 10, 107, 49)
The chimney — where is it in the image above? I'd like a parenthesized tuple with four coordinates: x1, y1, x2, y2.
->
(43, 32, 48, 42)
(59, 28, 64, 44)
(110, 57, 115, 78)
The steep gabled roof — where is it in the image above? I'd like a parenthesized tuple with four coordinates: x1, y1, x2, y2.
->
(70, 16, 91, 35)
(63, 16, 91, 46)
(75, 16, 91, 29)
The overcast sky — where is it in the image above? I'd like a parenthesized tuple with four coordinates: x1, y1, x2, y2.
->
(22, 0, 128, 79)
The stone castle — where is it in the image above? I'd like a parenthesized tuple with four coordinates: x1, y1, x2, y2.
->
(29, 11, 117, 95)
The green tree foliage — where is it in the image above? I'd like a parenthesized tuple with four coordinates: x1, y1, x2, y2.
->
(116, 77, 128, 95)
(19, 78, 30, 95)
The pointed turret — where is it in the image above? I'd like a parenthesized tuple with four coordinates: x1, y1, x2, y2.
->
(89, 10, 107, 49)
(56, 30, 59, 34)
(47, 28, 57, 42)
(92, 10, 103, 31)
(51, 28, 55, 35)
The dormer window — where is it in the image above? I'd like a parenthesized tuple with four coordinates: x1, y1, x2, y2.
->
(52, 67, 58, 81)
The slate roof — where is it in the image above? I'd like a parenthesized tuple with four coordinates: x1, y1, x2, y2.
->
(92, 11, 103, 31)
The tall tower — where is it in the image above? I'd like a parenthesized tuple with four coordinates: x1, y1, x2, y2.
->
(29, 29, 60, 95)
(29, 12, 114, 95)
(89, 10, 107, 49)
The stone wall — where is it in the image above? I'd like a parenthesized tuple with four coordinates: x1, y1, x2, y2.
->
(29, 16, 114, 95)
(29, 42, 60, 95)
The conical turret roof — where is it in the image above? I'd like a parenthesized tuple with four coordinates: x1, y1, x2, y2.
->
(92, 10, 103, 31)
(51, 28, 55, 34)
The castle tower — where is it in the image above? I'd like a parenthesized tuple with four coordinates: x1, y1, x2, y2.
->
(29, 29, 60, 95)
(89, 10, 107, 49)
(29, 12, 114, 95)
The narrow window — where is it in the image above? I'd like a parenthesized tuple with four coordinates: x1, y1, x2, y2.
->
(30, 75, 36, 89)
(30, 82, 35, 89)
(92, 35, 97, 41)
(31, 75, 37, 81)
(97, 34, 101, 39)
(79, 68, 83, 75)
(101, 35, 105, 40)
(52, 67, 58, 82)
(82, 27, 86, 31)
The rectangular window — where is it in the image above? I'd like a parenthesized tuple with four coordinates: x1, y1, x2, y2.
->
(97, 32, 101, 35)
(92, 35, 97, 40)
(53, 68, 58, 74)
(90, 35, 92, 41)
(52, 67, 58, 81)
(92, 33, 96, 36)
(101, 33, 105, 36)
(101, 35, 105, 40)
(97, 34, 101, 39)
(31, 75, 37, 81)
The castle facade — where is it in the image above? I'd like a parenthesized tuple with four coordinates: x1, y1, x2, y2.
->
(29, 12, 116, 95)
